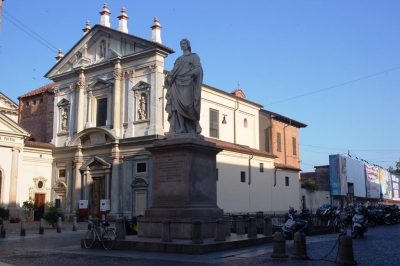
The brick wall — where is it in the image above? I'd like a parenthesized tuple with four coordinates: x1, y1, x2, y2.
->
(271, 120, 300, 168)
(19, 92, 54, 143)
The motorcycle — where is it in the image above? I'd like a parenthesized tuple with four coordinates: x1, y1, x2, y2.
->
(282, 206, 309, 240)
(351, 204, 369, 238)
(383, 205, 400, 225)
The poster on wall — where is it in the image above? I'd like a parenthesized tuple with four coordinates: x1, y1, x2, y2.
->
(329, 155, 341, 195)
(340, 155, 348, 196)
(391, 174, 400, 200)
(379, 169, 392, 199)
(365, 164, 380, 199)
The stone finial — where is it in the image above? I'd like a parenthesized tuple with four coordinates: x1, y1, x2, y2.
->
(100, 3, 111, 27)
(150, 17, 162, 43)
(82, 21, 91, 35)
(55, 49, 64, 62)
(117, 7, 129, 33)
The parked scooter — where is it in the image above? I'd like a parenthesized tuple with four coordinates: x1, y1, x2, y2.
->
(282, 206, 309, 240)
(351, 203, 369, 238)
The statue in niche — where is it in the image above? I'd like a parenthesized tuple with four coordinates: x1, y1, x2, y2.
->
(61, 108, 68, 132)
(99, 40, 106, 59)
(165, 39, 203, 134)
(138, 95, 147, 120)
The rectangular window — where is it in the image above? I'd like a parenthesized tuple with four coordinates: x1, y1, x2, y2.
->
(59, 169, 66, 178)
(260, 163, 264, 172)
(241, 171, 246, 183)
(209, 109, 219, 138)
(277, 132, 282, 152)
(265, 129, 270, 152)
(96, 98, 108, 127)
(136, 162, 147, 173)
(285, 176, 289, 186)
(292, 137, 297, 155)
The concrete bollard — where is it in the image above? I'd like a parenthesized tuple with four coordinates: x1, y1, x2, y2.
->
(335, 235, 357, 265)
(223, 216, 231, 236)
(73, 217, 77, 231)
(57, 217, 62, 233)
(20, 220, 26, 236)
(1, 220, 6, 238)
(115, 217, 126, 240)
(214, 219, 226, 242)
(192, 220, 203, 244)
(263, 217, 273, 236)
(247, 217, 257, 238)
(161, 219, 172, 242)
(270, 231, 288, 258)
(236, 216, 245, 235)
(39, 218, 44, 234)
(291, 232, 309, 260)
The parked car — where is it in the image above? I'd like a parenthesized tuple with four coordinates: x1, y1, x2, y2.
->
(317, 204, 339, 215)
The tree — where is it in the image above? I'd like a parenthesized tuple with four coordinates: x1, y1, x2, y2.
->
(301, 178, 319, 192)
(388, 158, 400, 175)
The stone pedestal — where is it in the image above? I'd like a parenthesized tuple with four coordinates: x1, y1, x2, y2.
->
(139, 136, 224, 239)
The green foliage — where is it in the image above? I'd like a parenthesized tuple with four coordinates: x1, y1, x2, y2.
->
(43, 201, 65, 225)
(388, 159, 400, 174)
(301, 178, 319, 192)
(0, 207, 10, 224)
(22, 197, 38, 216)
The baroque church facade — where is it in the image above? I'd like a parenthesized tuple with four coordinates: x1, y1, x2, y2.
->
(9, 4, 307, 221)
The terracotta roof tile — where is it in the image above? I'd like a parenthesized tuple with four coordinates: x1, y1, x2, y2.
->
(205, 137, 277, 158)
(18, 83, 55, 99)
(24, 140, 55, 149)
(274, 162, 302, 172)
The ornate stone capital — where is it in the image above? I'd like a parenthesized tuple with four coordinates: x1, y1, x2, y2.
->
(69, 84, 76, 92)
(77, 81, 85, 89)
(127, 69, 135, 77)
(149, 64, 157, 72)
(113, 70, 124, 79)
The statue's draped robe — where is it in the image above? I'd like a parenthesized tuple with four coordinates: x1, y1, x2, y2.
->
(165, 53, 203, 133)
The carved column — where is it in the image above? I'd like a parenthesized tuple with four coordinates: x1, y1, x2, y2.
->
(76, 70, 86, 133)
(66, 162, 73, 213)
(107, 86, 112, 126)
(148, 63, 164, 135)
(109, 141, 120, 218)
(113, 60, 123, 136)
(105, 169, 111, 200)
(8, 147, 21, 208)
(87, 90, 93, 127)
(72, 142, 83, 211)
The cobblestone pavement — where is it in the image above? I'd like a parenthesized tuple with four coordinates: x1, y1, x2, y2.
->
(1, 221, 400, 265)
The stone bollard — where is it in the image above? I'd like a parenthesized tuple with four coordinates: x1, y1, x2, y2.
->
(335, 235, 357, 265)
(192, 220, 203, 244)
(39, 218, 44, 234)
(161, 219, 172, 242)
(20, 220, 26, 236)
(115, 217, 126, 240)
(214, 219, 226, 241)
(247, 217, 257, 238)
(263, 217, 273, 236)
(236, 216, 245, 235)
(57, 217, 62, 233)
(291, 232, 309, 260)
(223, 216, 231, 236)
(73, 217, 77, 231)
(1, 220, 6, 238)
(270, 231, 288, 258)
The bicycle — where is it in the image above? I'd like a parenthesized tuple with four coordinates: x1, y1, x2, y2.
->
(327, 210, 347, 234)
(84, 219, 116, 250)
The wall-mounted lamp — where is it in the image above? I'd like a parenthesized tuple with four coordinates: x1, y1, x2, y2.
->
(222, 114, 227, 124)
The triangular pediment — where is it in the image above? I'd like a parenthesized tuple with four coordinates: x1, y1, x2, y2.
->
(80, 156, 111, 171)
(0, 113, 30, 137)
(0, 93, 19, 123)
(45, 24, 170, 79)
(133, 81, 151, 91)
(57, 98, 70, 107)
(89, 78, 114, 89)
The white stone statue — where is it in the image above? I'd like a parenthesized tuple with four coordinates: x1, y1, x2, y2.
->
(165, 39, 203, 134)
(138, 95, 146, 120)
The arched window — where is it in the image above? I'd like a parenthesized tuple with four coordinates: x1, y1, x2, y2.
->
(244, 118, 248, 128)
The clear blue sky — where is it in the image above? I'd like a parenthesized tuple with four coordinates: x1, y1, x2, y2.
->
(1, 0, 399, 172)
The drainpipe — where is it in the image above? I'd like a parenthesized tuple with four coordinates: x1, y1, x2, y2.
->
(248, 152, 254, 185)
(274, 168, 278, 187)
